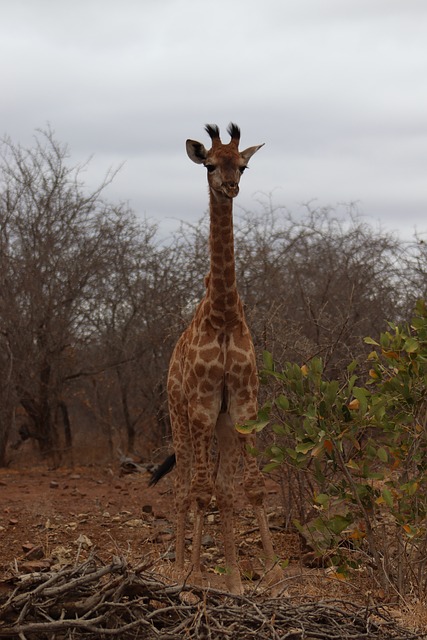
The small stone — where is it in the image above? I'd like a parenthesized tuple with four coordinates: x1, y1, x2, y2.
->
(24, 544, 44, 560)
(50, 481, 59, 489)
(124, 518, 144, 527)
(19, 559, 51, 573)
(201, 534, 215, 548)
(154, 532, 174, 543)
(75, 534, 93, 549)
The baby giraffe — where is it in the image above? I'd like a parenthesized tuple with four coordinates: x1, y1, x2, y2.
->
(155, 123, 282, 595)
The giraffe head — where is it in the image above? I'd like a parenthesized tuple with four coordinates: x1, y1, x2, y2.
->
(186, 123, 264, 199)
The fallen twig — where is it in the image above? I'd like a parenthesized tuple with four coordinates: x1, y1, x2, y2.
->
(0, 553, 423, 639)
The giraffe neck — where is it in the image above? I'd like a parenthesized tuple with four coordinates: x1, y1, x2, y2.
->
(206, 189, 240, 326)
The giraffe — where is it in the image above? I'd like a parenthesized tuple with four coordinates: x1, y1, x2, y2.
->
(161, 123, 282, 595)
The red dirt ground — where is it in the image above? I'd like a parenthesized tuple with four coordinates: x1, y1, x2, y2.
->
(0, 461, 425, 636)
(0, 464, 300, 588)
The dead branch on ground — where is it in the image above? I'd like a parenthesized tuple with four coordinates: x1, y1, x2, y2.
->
(0, 554, 422, 639)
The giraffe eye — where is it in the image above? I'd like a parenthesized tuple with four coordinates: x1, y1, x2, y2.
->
(239, 166, 247, 174)
(205, 164, 216, 173)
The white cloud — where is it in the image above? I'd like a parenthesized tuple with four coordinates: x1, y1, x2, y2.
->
(1, 0, 426, 239)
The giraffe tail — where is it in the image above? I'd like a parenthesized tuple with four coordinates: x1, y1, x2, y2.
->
(148, 453, 176, 486)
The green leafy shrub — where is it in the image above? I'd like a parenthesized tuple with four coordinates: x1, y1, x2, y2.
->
(241, 300, 427, 596)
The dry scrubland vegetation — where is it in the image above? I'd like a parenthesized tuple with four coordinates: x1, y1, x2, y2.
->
(1, 130, 427, 637)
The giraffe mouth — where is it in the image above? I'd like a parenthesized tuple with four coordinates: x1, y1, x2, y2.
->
(221, 184, 239, 198)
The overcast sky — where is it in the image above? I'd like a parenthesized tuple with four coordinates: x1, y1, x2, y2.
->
(2, 0, 426, 240)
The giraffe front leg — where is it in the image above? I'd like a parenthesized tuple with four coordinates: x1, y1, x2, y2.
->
(187, 403, 216, 587)
(189, 508, 205, 587)
(189, 463, 214, 586)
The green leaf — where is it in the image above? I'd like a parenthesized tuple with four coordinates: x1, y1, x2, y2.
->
(346, 459, 359, 471)
(323, 380, 339, 405)
(295, 441, 315, 454)
(275, 394, 289, 411)
(272, 423, 287, 436)
(327, 514, 352, 535)
(364, 337, 380, 346)
(269, 444, 284, 460)
(315, 493, 330, 506)
(347, 360, 358, 374)
(377, 447, 388, 463)
(400, 481, 419, 496)
(366, 472, 384, 481)
(347, 374, 358, 392)
(415, 299, 427, 317)
(258, 404, 271, 420)
(245, 445, 259, 457)
(403, 337, 419, 353)
(235, 419, 269, 434)
(263, 461, 280, 473)
(262, 350, 274, 371)
(352, 387, 369, 414)
(382, 488, 394, 508)
(292, 519, 304, 535)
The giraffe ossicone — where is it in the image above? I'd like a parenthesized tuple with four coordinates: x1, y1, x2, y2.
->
(156, 123, 283, 595)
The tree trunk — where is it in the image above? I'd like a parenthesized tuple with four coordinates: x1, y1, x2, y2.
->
(58, 400, 73, 466)
(0, 412, 11, 467)
(117, 368, 135, 453)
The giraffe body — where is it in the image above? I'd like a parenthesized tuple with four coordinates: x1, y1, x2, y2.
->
(167, 124, 282, 594)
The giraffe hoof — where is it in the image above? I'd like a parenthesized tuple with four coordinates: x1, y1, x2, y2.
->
(172, 566, 203, 589)
(224, 570, 244, 595)
(263, 565, 288, 597)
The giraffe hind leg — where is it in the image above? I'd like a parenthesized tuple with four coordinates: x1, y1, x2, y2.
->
(214, 412, 243, 594)
(174, 449, 191, 573)
(168, 402, 192, 576)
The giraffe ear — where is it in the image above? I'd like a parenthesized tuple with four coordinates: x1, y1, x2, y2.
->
(186, 139, 208, 164)
(240, 143, 265, 163)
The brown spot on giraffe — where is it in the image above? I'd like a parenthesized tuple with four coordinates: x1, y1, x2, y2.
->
(165, 123, 283, 595)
